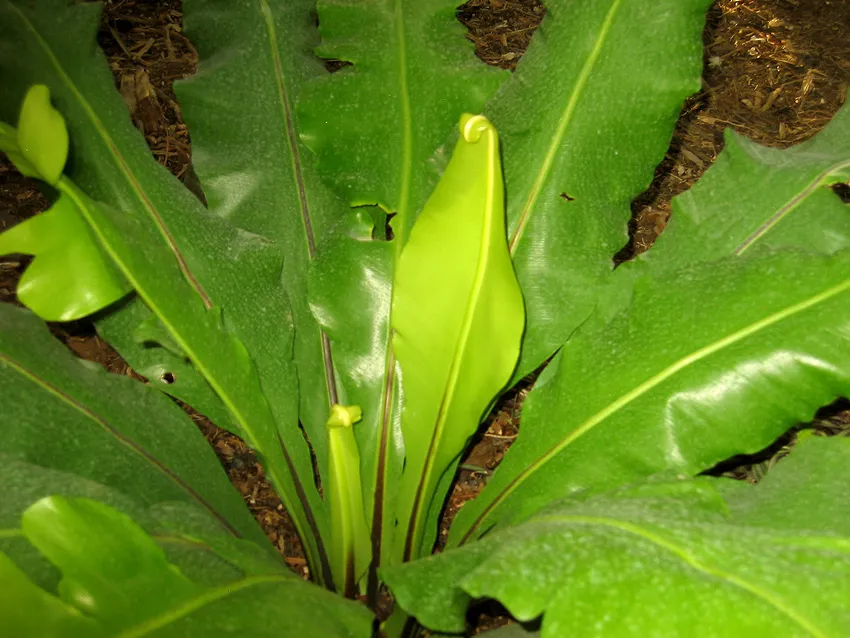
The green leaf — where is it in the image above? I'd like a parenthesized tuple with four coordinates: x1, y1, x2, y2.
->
(23, 497, 205, 633)
(0, 552, 101, 638)
(16, 84, 68, 184)
(95, 297, 238, 433)
(300, 0, 508, 244)
(0, 0, 328, 580)
(391, 115, 524, 562)
(307, 210, 402, 569)
(326, 405, 372, 597)
(450, 249, 850, 545)
(487, 0, 712, 382)
(0, 121, 39, 178)
(0, 193, 132, 321)
(300, 0, 506, 573)
(386, 437, 850, 637)
(176, 0, 350, 491)
(10, 496, 374, 638)
(0, 304, 270, 557)
(643, 100, 850, 266)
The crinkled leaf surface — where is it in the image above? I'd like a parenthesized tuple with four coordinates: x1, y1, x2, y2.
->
(0, 193, 131, 322)
(486, 0, 711, 382)
(5, 496, 373, 638)
(450, 249, 850, 544)
(391, 115, 524, 563)
(386, 437, 850, 637)
(176, 0, 352, 490)
(596, 100, 850, 329)
(0, 0, 327, 577)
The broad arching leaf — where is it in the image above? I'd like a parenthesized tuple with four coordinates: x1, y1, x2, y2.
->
(300, 0, 508, 243)
(386, 437, 850, 637)
(0, 0, 327, 580)
(391, 114, 524, 562)
(5, 496, 373, 638)
(0, 304, 269, 556)
(176, 0, 352, 490)
(485, 0, 712, 382)
(450, 248, 850, 544)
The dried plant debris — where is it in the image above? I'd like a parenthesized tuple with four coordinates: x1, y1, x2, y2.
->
(629, 0, 850, 256)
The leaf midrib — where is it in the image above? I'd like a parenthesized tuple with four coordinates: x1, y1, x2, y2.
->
(460, 274, 850, 543)
(115, 573, 289, 637)
(526, 513, 826, 637)
(735, 159, 850, 255)
(404, 124, 499, 559)
(393, 0, 414, 255)
(259, 0, 339, 406)
(371, 0, 416, 570)
(508, 0, 624, 254)
(0, 350, 243, 539)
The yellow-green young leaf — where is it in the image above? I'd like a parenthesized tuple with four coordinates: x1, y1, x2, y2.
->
(17, 84, 68, 185)
(326, 404, 372, 597)
(0, 120, 38, 178)
(391, 114, 525, 563)
(0, 552, 102, 638)
(0, 192, 131, 322)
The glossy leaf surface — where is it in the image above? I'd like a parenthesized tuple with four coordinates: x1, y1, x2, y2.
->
(0, 193, 131, 322)
(0, 553, 99, 638)
(450, 249, 850, 544)
(392, 115, 524, 561)
(6, 496, 373, 638)
(487, 0, 712, 382)
(387, 437, 850, 637)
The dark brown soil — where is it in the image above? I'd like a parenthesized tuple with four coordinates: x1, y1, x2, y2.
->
(2, 0, 850, 634)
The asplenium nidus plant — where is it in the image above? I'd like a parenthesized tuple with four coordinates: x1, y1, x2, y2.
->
(2, 0, 850, 636)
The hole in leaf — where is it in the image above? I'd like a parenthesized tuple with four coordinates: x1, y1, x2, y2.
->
(324, 59, 352, 73)
(830, 182, 850, 203)
(312, 11, 353, 74)
(160, 371, 176, 384)
(385, 213, 397, 241)
(559, 192, 575, 202)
